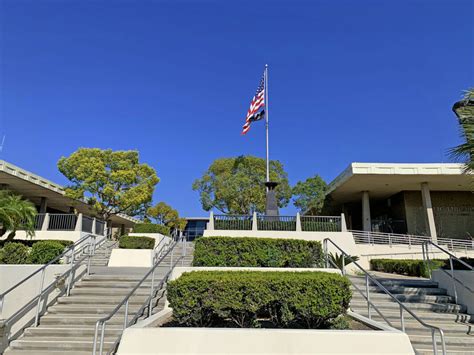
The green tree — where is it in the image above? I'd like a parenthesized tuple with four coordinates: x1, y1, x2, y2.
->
(58, 148, 159, 221)
(192, 155, 292, 214)
(451, 89, 474, 174)
(292, 175, 327, 214)
(0, 190, 37, 241)
(147, 201, 187, 230)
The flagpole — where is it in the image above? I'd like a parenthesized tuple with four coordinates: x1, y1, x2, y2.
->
(265, 64, 270, 184)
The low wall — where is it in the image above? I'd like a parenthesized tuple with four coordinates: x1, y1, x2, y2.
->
(432, 269, 474, 315)
(0, 264, 86, 351)
(1, 231, 89, 243)
(108, 249, 154, 267)
(117, 327, 414, 355)
(356, 244, 474, 269)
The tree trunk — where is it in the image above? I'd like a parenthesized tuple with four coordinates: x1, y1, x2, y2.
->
(5, 230, 16, 241)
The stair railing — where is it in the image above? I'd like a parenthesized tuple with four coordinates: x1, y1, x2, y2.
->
(92, 234, 186, 355)
(0, 233, 106, 348)
(323, 238, 447, 355)
(422, 241, 473, 305)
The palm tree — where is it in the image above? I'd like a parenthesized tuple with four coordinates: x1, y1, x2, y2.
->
(451, 89, 474, 174)
(0, 190, 37, 241)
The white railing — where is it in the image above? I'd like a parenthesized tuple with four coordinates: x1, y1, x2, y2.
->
(351, 230, 474, 251)
(19, 213, 106, 236)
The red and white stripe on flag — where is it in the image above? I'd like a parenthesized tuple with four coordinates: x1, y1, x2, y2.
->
(242, 73, 265, 135)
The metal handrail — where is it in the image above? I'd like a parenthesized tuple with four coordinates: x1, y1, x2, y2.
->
(323, 238, 447, 355)
(0, 234, 107, 347)
(422, 241, 473, 305)
(92, 235, 186, 355)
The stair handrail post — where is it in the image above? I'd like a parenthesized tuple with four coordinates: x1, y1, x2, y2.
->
(342, 255, 346, 276)
(87, 235, 95, 276)
(323, 239, 329, 268)
(92, 321, 101, 355)
(431, 329, 438, 354)
(99, 321, 106, 355)
(170, 242, 174, 271)
(365, 274, 371, 319)
(148, 267, 156, 317)
(399, 304, 405, 332)
(123, 300, 129, 330)
(66, 243, 76, 296)
(448, 256, 458, 304)
(0, 294, 4, 316)
(34, 268, 46, 327)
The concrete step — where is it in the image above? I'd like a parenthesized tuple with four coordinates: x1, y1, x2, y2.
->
(24, 327, 123, 337)
(351, 292, 454, 304)
(351, 307, 473, 323)
(46, 303, 145, 314)
(350, 300, 465, 313)
(40, 314, 137, 326)
(358, 286, 447, 295)
(56, 294, 154, 305)
(8, 339, 114, 352)
(349, 277, 439, 288)
(70, 287, 152, 296)
(409, 334, 474, 346)
(414, 345, 474, 355)
(4, 351, 91, 355)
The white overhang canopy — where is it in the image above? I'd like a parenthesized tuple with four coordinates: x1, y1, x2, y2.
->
(326, 163, 473, 204)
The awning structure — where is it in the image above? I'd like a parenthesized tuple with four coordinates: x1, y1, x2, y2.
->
(327, 163, 472, 204)
(0, 160, 137, 228)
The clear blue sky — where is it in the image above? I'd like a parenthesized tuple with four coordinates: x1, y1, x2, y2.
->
(1, 0, 473, 217)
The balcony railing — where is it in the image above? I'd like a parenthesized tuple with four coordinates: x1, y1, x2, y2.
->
(18, 213, 106, 236)
(211, 213, 344, 232)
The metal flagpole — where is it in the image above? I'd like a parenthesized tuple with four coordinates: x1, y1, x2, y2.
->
(265, 64, 269, 183)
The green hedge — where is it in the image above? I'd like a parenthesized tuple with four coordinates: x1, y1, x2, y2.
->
(133, 223, 170, 236)
(0, 242, 30, 264)
(27, 241, 66, 264)
(192, 237, 323, 267)
(370, 259, 445, 278)
(167, 271, 351, 328)
(119, 236, 155, 249)
(0, 239, 73, 248)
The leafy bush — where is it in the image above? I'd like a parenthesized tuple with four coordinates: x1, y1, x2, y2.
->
(0, 239, 73, 248)
(27, 241, 66, 264)
(119, 236, 155, 249)
(192, 237, 323, 267)
(370, 259, 444, 278)
(0, 242, 30, 264)
(167, 271, 351, 328)
(328, 252, 359, 269)
(133, 223, 170, 236)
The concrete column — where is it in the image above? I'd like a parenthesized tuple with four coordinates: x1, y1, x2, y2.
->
(252, 211, 258, 231)
(207, 211, 214, 230)
(362, 191, 371, 232)
(421, 182, 438, 243)
(92, 218, 97, 235)
(75, 213, 83, 232)
(340, 213, 347, 232)
(296, 212, 302, 232)
(39, 197, 48, 213)
(41, 213, 50, 231)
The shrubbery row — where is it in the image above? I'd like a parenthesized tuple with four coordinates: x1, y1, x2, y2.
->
(370, 259, 445, 277)
(119, 235, 155, 249)
(192, 237, 323, 267)
(133, 223, 170, 236)
(0, 240, 68, 264)
(167, 271, 351, 328)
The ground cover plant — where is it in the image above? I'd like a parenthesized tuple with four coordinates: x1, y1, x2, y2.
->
(167, 270, 351, 329)
(192, 236, 323, 267)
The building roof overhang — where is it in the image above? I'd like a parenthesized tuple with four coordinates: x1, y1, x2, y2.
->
(327, 162, 473, 204)
(0, 160, 137, 227)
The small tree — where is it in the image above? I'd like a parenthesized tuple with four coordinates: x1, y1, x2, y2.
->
(0, 190, 37, 241)
(451, 89, 474, 174)
(147, 201, 187, 230)
(192, 156, 292, 214)
(58, 148, 159, 221)
(292, 175, 327, 214)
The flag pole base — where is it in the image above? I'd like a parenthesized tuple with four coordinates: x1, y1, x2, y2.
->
(265, 182, 279, 217)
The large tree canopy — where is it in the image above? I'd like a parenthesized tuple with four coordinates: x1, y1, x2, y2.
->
(0, 190, 37, 241)
(192, 155, 292, 214)
(451, 89, 474, 174)
(147, 201, 187, 230)
(58, 148, 159, 220)
(292, 174, 328, 214)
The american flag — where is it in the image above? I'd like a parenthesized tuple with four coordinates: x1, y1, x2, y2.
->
(242, 72, 265, 135)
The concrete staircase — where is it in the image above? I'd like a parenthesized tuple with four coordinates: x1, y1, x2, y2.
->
(4, 241, 194, 354)
(349, 275, 474, 355)
(88, 240, 118, 267)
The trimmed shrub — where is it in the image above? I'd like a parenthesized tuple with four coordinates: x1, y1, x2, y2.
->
(27, 241, 66, 264)
(0, 239, 73, 248)
(119, 236, 155, 249)
(0, 242, 30, 264)
(167, 271, 351, 328)
(370, 259, 444, 278)
(192, 237, 323, 267)
(133, 223, 170, 236)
